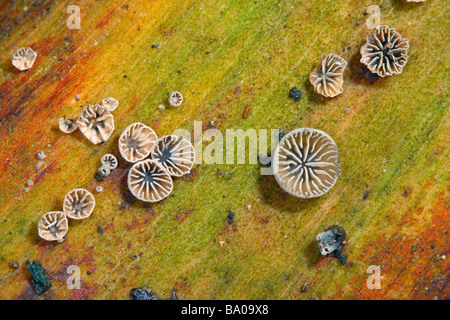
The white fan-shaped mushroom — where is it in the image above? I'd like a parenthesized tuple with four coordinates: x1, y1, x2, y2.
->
(12, 47, 37, 71)
(127, 159, 173, 202)
(360, 25, 409, 77)
(150, 135, 195, 177)
(118, 123, 158, 163)
(272, 128, 340, 198)
(310, 54, 347, 98)
(101, 153, 118, 170)
(63, 188, 96, 220)
(58, 118, 78, 133)
(76, 104, 115, 144)
(38, 211, 68, 241)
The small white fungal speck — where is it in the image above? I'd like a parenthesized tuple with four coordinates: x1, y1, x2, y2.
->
(157, 104, 165, 110)
(27, 180, 34, 186)
(24, 187, 29, 193)
(95, 186, 103, 193)
(435, 175, 439, 179)
(344, 108, 350, 114)
(37, 151, 45, 159)
(247, 205, 251, 211)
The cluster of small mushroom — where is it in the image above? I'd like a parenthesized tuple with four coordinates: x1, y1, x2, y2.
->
(59, 97, 119, 145)
(37, 188, 95, 242)
(118, 123, 195, 202)
(98, 153, 118, 178)
(309, 25, 409, 98)
(272, 128, 340, 199)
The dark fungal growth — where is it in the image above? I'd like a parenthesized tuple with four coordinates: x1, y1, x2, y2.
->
(289, 87, 302, 102)
(167, 288, 179, 300)
(26, 260, 52, 295)
(227, 210, 235, 224)
(316, 225, 346, 256)
(130, 286, 160, 300)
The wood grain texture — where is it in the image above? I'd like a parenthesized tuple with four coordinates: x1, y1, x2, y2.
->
(0, 0, 448, 300)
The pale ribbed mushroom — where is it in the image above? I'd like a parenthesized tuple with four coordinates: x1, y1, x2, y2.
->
(128, 159, 173, 202)
(63, 188, 95, 220)
(273, 128, 340, 198)
(360, 25, 409, 77)
(310, 54, 347, 98)
(101, 153, 118, 170)
(102, 97, 119, 112)
(58, 118, 78, 133)
(168, 91, 183, 107)
(118, 123, 158, 163)
(150, 135, 195, 177)
(38, 211, 69, 241)
(76, 104, 115, 144)
(12, 47, 37, 71)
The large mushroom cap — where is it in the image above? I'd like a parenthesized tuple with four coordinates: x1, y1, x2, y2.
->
(76, 104, 115, 144)
(12, 47, 37, 71)
(119, 123, 158, 163)
(38, 211, 69, 241)
(128, 159, 173, 202)
(63, 188, 96, 220)
(273, 128, 340, 198)
(150, 135, 195, 177)
(360, 25, 409, 77)
(310, 54, 347, 98)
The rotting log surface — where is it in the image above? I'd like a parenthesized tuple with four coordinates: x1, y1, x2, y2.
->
(0, 0, 448, 300)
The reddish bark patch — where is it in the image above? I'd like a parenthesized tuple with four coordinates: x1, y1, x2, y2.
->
(175, 205, 195, 223)
(349, 189, 450, 300)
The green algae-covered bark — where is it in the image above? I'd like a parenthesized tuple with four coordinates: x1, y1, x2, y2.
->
(0, 0, 448, 299)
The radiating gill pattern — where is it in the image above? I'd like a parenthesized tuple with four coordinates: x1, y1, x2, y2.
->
(119, 123, 157, 163)
(127, 159, 173, 202)
(274, 128, 340, 198)
(150, 135, 195, 177)
(76, 104, 114, 144)
(63, 188, 95, 219)
(38, 211, 68, 241)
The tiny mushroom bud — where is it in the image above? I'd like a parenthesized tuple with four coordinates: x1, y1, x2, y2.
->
(310, 54, 347, 98)
(168, 91, 183, 107)
(101, 154, 118, 170)
(150, 135, 195, 177)
(12, 47, 37, 71)
(58, 118, 78, 133)
(38, 211, 69, 241)
(360, 25, 409, 77)
(63, 188, 96, 220)
(118, 122, 158, 163)
(128, 159, 173, 202)
(98, 165, 111, 177)
(272, 128, 340, 198)
(76, 104, 115, 144)
(102, 97, 119, 112)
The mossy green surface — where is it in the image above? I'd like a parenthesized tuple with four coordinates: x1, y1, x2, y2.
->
(0, 0, 448, 299)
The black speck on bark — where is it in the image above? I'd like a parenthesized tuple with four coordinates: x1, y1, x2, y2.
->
(363, 192, 369, 200)
(26, 260, 52, 295)
(289, 87, 302, 102)
(167, 288, 179, 300)
(227, 211, 235, 224)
